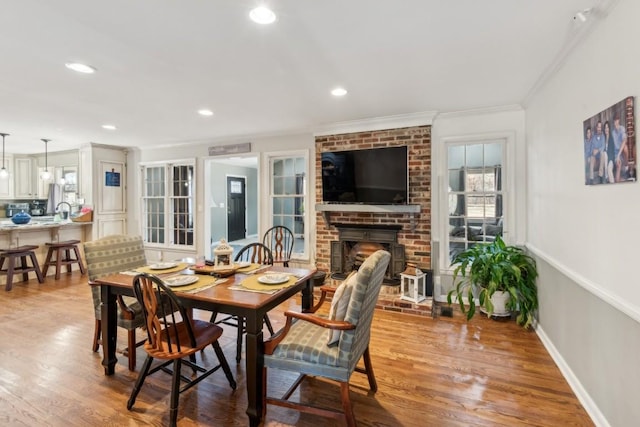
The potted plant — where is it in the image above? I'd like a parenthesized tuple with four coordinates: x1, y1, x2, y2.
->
(446, 235, 538, 329)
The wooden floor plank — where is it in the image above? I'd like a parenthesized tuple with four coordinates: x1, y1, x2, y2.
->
(0, 273, 593, 426)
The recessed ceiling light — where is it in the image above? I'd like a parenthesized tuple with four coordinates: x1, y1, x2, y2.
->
(331, 87, 348, 97)
(65, 62, 97, 74)
(249, 6, 276, 24)
(198, 109, 214, 116)
(102, 124, 117, 130)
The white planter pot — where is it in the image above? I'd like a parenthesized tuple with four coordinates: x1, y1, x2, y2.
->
(480, 290, 511, 317)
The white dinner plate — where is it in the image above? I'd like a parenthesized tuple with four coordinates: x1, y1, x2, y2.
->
(257, 273, 289, 285)
(164, 275, 199, 287)
(149, 262, 178, 270)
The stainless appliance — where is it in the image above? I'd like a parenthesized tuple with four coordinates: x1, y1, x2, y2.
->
(30, 200, 47, 216)
(5, 203, 30, 218)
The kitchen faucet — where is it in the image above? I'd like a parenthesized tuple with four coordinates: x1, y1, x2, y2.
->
(56, 202, 72, 220)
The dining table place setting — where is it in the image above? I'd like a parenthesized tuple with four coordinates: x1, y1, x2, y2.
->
(230, 272, 299, 294)
(162, 274, 227, 293)
(134, 261, 190, 275)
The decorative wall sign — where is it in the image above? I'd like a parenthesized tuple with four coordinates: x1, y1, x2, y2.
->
(105, 170, 121, 187)
(208, 142, 251, 156)
(582, 96, 636, 185)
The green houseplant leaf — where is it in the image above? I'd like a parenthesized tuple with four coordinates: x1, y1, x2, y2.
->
(446, 235, 538, 328)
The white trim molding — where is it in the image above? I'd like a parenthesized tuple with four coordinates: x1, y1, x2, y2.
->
(313, 111, 436, 136)
(527, 243, 640, 324)
(535, 326, 611, 427)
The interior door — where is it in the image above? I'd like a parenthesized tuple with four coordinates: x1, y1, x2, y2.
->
(227, 176, 246, 242)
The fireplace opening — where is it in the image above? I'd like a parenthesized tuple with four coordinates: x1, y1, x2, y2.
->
(346, 242, 385, 272)
(329, 223, 405, 285)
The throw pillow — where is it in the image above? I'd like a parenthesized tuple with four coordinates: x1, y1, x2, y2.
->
(327, 271, 356, 346)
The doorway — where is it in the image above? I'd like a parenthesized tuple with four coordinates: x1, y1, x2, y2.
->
(204, 156, 259, 258)
(227, 176, 246, 242)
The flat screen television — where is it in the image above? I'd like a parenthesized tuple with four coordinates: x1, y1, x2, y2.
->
(321, 146, 408, 204)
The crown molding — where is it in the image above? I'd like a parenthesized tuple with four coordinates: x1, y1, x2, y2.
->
(522, 0, 621, 108)
(435, 104, 523, 120)
(313, 111, 437, 136)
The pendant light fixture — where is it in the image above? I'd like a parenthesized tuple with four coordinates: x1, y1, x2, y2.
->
(40, 138, 52, 180)
(0, 133, 8, 179)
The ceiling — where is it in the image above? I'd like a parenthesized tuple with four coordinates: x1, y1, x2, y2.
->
(0, 0, 615, 154)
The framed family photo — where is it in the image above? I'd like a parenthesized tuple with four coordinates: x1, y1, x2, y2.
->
(583, 96, 636, 185)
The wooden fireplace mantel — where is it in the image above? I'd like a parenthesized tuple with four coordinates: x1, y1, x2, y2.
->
(315, 203, 421, 231)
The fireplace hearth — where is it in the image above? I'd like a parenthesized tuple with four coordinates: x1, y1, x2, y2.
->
(329, 223, 405, 284)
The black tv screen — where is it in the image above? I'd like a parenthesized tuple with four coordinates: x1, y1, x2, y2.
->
(321, 146, 408, 204)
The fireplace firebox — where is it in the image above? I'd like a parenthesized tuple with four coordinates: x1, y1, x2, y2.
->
(329, 223, 405, 284)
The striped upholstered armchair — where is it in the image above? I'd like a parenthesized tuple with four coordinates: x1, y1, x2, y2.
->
(263, 249, 391, 426)
(84, 235, 147, 371)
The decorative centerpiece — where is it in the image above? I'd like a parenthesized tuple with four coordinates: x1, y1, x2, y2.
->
(213, 238, 233, 267)
(11, 210, 31, 225)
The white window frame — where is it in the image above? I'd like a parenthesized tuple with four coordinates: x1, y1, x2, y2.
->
(140, 159, 196, 250)
(262, 150, 310, 261)
(439, 133, 515, 274)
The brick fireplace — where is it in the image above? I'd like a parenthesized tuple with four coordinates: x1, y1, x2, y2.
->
(315, 125, 432, 316)
(329, 223, 405, 283)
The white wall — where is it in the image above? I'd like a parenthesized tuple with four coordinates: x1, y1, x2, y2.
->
(432, 107, 527, 280)
(526, 0, 640, 425)
(128, 133, 315, 260)
(527, 0, 640, 319)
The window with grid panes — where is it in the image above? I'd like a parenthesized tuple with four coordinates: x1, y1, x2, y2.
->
(270, 155, 307, 258)
(447, 142, 504, 263)
(141, 162, 195, 247)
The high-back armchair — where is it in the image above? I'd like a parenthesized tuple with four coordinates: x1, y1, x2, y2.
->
(84, 234, 147, 371)
(263, 249, 391, 426)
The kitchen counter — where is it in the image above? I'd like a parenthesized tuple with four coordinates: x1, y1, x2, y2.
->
(0, 217, 89, 231)
(0, 218, 93, 284)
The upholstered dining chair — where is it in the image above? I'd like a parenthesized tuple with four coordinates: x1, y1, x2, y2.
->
(262, 250, 391, 427)
(262, 225, 294, 267)
(128, 273, 236, 427)
(210, 242, 275, 363)
(84, 234, 147, 371)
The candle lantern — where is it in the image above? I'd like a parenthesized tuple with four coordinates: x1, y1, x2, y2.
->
(400, 263, 427, 303)
(213, 238, 233, 267)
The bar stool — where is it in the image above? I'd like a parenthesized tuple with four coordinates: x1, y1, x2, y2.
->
(0, 245, 45, 291)
(43, 240, 87, 280)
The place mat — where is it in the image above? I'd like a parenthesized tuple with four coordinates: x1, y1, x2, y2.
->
(236, 263, 264, 273)
(239, 273, 297, 291)
(165, 275, 224, 293)
(135, 262, 189, 275)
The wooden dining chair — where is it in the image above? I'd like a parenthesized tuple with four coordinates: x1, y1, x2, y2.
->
(262, 225, 294, 267)
(262, 250, 391, 427)
(209, 242, 275, 363)
(84, 234, 148, 371)
(128, 273, 236, 427)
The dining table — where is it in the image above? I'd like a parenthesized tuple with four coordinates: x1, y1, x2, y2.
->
(92, 262, 316, 427)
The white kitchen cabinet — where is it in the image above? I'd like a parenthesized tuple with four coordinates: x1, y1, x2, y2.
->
(37, 166, 54, 199)
(15, 157, 36, 198)
(0, 153, 14, 199)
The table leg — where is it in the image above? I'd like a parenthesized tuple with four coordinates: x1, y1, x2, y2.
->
(244, 311, 264, 427)
(100, 284, 118, 375)
(301, 278, 313, 312)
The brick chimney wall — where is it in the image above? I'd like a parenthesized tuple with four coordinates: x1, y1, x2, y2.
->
(314, 125, 432, 275)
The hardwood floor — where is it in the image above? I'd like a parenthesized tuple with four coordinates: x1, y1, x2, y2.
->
(0, 272, 593, 426)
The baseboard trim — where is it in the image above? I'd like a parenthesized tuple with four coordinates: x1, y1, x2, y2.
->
(535, 325, 610, 427)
